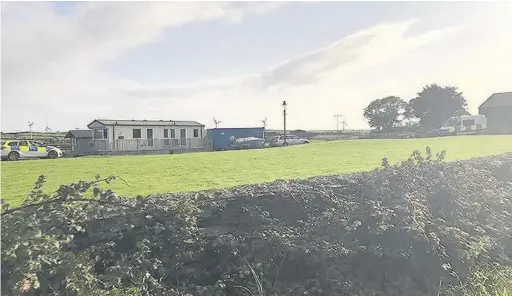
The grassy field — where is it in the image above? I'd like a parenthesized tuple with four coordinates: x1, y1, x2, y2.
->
(2, 135, 512, 206)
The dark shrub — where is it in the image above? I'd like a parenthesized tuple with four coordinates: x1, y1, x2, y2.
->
(2, 150, 512, 296)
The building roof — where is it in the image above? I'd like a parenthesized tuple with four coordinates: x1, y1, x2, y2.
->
(87, 119, 204, 128)
(207, 127, 265, 131)
(64, 129, 92, 138)
(479, 92, 512, 109)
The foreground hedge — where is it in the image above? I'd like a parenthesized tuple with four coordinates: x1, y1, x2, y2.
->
(2, 148, 512, 296)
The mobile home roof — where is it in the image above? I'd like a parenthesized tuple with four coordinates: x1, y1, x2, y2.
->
(88, 119, 204, 128)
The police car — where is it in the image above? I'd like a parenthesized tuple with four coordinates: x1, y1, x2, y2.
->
(1, 140, 63, 161)
(438, 115, 487, 136)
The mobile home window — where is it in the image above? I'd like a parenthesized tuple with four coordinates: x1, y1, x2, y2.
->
(103, 129, 108, 139)
(164, 129, 169, 138)
(170, 129, 176, 138)
(193, 129, 199, 138)
(94, 129, 103, 139)
(133, 129, 142, 139)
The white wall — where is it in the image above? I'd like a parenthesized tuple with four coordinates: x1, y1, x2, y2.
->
(111, 125, 204, 140)
(90, 125, 207, 151)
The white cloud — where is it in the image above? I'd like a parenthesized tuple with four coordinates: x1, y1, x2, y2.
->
(2, 2, 511, 132)
(0, 1, 287, 131)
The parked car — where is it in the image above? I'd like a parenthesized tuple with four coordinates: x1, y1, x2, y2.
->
(1, 139, 63, 161)
(269, 135, 310, 147)
(229, 136, 265, 149)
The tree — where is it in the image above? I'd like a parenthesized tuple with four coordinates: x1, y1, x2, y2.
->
(409, 84, 467, 130)
(363, 96, 412, 131)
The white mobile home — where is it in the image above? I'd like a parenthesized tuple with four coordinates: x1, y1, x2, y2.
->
(87, 119, 211, 153)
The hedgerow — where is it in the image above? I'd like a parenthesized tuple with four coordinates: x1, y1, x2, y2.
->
(1, 148, 512, 296)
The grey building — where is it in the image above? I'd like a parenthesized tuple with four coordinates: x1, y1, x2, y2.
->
(64, 130, 93, 156)
(479, 92, 512, 134)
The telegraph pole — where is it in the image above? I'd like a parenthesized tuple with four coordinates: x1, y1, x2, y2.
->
(261, 117, 267, 140)
(334, 114, 343, 138)
(282, 101, 287, 146)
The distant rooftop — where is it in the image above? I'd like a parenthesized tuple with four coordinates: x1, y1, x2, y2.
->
(64, 130, 92, 138)
(479, 92, 512, 109)
(88, 119, 204, 128)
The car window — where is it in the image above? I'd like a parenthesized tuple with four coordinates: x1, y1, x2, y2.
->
(32, 141, 44, 147)
(19, 141, 29, 146)
(462, 119, 475, 127)
(8, 141, 18, 146)
(442, 118, 457, 127)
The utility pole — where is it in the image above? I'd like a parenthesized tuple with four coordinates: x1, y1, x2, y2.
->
(261, 117, 267, 139)
(282, 101, 287, 146)
(334, 114, 343, 138)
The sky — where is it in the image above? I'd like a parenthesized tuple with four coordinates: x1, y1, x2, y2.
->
(1, 1, 512, 132)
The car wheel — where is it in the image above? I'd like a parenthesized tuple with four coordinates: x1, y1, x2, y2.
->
(8, 151, 20, 161)
(303, 141, 309, 144)
(283, 142, 289, 147)
(48, 150, 58, 159)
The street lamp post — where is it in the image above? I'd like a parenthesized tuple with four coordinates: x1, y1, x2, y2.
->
(334, 114, 343, 139)
(282, 100, 287, 146)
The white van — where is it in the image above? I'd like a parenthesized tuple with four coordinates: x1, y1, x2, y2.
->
(438, 115, 487, 135)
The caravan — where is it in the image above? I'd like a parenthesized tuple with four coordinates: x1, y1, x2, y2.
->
(438, 115, 487, 135)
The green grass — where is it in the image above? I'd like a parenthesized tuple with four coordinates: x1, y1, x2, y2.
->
(2, 135, 512, 206)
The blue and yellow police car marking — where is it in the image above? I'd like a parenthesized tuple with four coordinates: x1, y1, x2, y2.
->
(2, 141, 52, 155)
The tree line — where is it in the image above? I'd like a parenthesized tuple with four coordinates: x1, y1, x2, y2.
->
(363, 84, 468, 132)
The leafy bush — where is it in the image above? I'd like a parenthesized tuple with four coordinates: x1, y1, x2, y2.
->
(2, 148, 512, 296)
(439, 264, 511, 296)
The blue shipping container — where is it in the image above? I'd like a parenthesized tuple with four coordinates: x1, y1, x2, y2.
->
(207, 127, 265, 151)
